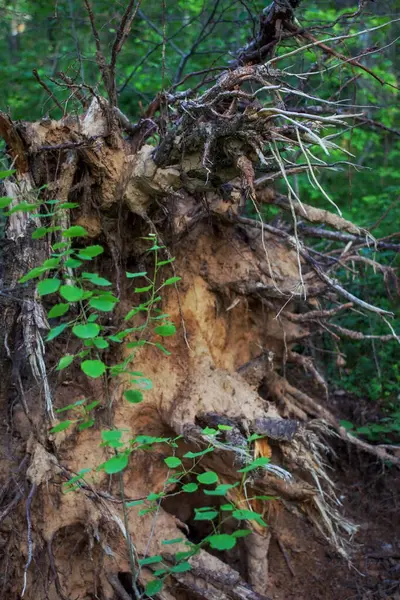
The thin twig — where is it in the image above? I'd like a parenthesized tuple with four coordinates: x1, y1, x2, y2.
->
(109, 0, 142, 105)
(32, 70, 64, 113)
(276, 535, 296, 577)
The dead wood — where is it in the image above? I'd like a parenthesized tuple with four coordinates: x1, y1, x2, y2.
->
(0, 3, 398, 599)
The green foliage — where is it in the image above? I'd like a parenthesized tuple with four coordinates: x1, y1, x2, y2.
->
(103, 453, 129, 474)
(164, 456, 182, 468)
(208, 534, 237, 551)
(123, 390, 144, 404)
(81, 359, 106, 378)
(197, 471, 219, 485)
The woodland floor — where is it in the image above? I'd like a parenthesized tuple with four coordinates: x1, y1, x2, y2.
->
(267, 387, 400, 600)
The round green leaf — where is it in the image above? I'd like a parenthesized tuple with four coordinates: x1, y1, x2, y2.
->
(182, 483, 198, 493)
(145, 579, 163, 597)
(124, 390, 144, 404)
(197, 471, 218, 485)
(19, 266, 47, 284)
(52, 242, 69, 250)
(32, 226, 48, 239)
(232, 509, 267, 527)
(37, 278, 61, 296)
(0, 196, 12, 209)
(164, 456, 182, 468)
(56, 355, 74, 371)
(208, 534, 237, 551)
(77, 245, 104, 258)
(232, 529, 252, 538)
(89, 297, 117, 312)
(154, 323, 176, 337)
(50, 420, 73, 434)
(48, 303, 70, 318)
(93, 337, 109, 349)
(102, 429, 123, 445)
(64, 258, 83, 268)
(204, 483, 237, 496)
(72, 323, 101, 339)
(104, 453, 128, 474)
(60, 285, 84, 302)
(62, 225, 88, 238)
(78, 419, 95, 431)
(81, 359, 106, 378)
(42, 258, 61, 268)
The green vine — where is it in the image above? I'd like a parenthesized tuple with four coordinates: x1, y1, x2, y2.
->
(0, 174, 272, 598)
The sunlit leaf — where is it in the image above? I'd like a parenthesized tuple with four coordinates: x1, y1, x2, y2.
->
(77, 245, 104, 259)
(104, 453, 128, 474)
(124, 389, 144, 404)
(56, 355, 74, 371)
(81, 359, 106, 378)
(207, 534, 236, 551)
(237, 457, 270, 473)
(89, 296, 117, 311)
(145, 579, 163, 597)
(46, 323, 69, 341)
(50, 420, 73, 434)
(37, 278, 61, 296)
(72, 323, 100, 339)
(154, 324, 176, 337)
(170, 562, 192, 573)
(62, 226, 88, 238)
(78, 419, 95, 431)
(182, 483, 198, 493)
(164, 456, 182, 468)
(60, 285, 84, 302)
(197, 471, 218, 485)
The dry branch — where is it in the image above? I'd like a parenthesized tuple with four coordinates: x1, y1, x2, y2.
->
(298, 224, 400, 251)
(260, 192, 363, 236)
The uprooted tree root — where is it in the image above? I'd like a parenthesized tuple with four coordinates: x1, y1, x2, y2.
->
(0, 12, 399, 598)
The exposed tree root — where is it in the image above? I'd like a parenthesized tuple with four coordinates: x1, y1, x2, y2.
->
(0, 9, 398, 596)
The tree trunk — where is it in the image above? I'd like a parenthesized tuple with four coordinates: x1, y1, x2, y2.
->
(0, 7, 398, 600)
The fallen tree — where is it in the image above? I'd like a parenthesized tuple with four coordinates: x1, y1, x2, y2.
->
(0, 1, 399, 599)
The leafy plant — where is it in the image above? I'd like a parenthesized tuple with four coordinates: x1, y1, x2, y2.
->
(0, 185, 277, 597)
